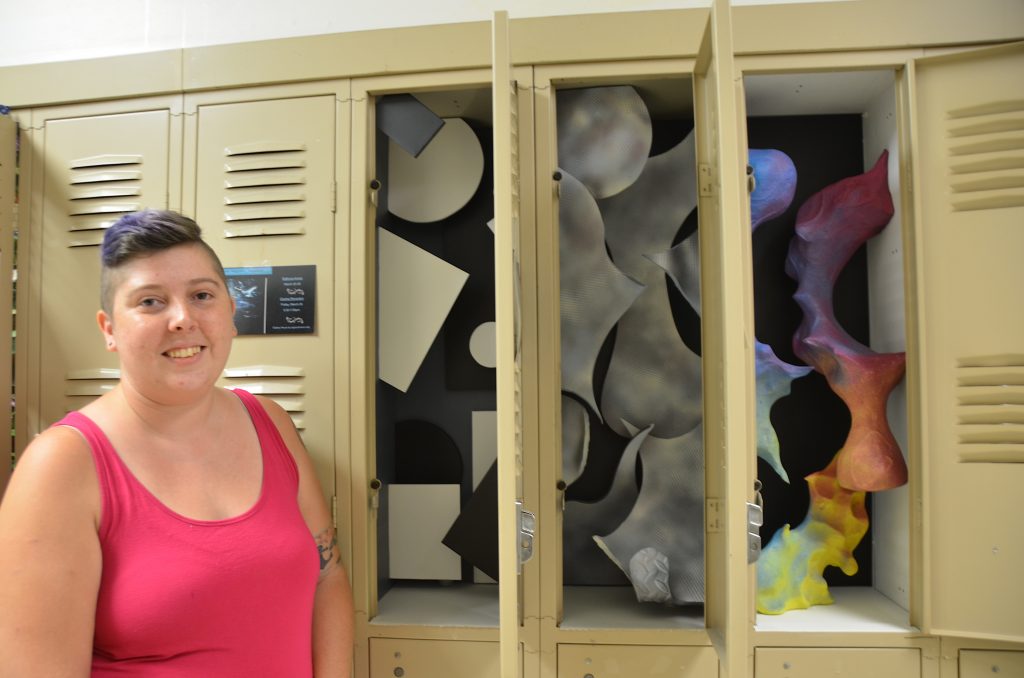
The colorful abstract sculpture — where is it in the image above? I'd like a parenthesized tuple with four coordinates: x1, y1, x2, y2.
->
(756, 454, 869, 614)
(755, 340, 812, 483)
(785, 151, 908, 491)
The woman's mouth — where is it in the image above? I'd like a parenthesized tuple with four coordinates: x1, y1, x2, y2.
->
(165, 346, 203, 359)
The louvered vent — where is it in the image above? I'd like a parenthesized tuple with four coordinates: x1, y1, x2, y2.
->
(64, 367, 121, 411)
(222, 365, 307, 430)
(956, 354, 1024, 462)
(946, 99, 1024, 212)
(222, 142, 308, 238)
(66, 155, 143, 247)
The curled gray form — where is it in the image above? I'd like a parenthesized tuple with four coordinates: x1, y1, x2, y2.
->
(561, 395, 590, 487)
(563, 424, 652, 586)
(558, 168, 645, 417)
(594, 423, 705, 605)
(647, 227, 701, 316)
(597, 133, 702, 438)
(556, 86, 653, 200)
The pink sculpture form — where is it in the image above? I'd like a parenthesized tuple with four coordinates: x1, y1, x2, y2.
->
(784, 151, 908, 491)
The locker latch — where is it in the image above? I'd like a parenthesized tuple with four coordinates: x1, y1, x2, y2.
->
(517, 500, 536, 572)
(747, 479, 764, 564)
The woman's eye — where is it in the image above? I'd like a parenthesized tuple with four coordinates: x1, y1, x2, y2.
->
(195, 291, 213, 301)
(139, 298, 158, 307)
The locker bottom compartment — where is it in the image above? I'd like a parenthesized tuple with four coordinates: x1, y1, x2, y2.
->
(369, 638, 499, 678)
(959, 650, 1024, 678)
(558, 643, 717, 677)
(755, 647, 920, 678)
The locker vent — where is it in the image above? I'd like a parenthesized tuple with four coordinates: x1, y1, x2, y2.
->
(66, 154, 144, 247)
(955, 354, 1024, 463)
(221, 365, 307, 430)
(222, 142, 308, 238)
(64, 367, 121, 411)
(946, 99, 1024, 212)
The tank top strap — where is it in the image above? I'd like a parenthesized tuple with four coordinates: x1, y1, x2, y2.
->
(53, 411, 125, 539)
(231, 388, 300, 488)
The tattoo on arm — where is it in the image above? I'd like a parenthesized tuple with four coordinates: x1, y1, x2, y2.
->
(314, 527, 340, 578)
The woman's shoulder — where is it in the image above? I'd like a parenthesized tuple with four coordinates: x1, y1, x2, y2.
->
(2, 421, 100, 524)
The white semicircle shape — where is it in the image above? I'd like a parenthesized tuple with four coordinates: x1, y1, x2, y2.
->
(387, 117, 485, 224)
(469, 321, 497, 369)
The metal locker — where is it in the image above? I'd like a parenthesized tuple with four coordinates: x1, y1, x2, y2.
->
(190, 92, 339, 501)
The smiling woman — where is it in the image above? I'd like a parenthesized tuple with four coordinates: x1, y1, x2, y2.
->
(0, 210, 354, 678)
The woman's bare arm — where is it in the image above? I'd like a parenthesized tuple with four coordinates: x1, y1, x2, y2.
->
(0, 427, 102, 678)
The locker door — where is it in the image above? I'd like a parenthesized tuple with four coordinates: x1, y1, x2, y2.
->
(191, 94, 338, 502)
(693, 0, 755, 675)
(910, 42, 1024, 642)
(0, 114, 14, 495)
(36, 108, 175, 430)
(494, 11, 530, 678)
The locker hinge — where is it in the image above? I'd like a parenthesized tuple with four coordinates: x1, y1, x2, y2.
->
(699, 163, 715, 197)
(706, 498, 722, 533)
(331, 495, 338, 530)
(331, 181, 337, 213)
(516, 500, 536, 573)
(747, 480, 765, 564)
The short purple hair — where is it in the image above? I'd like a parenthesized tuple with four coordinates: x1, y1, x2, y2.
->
(100, 209, 226, 314)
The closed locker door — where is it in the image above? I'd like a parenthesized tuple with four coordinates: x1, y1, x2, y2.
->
(37, 108, 174, 428)
(192, 94, 338, 501)
(911, 42, 1024, 643)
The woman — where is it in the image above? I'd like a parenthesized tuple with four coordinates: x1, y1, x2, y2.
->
(0, 210, 353, 676)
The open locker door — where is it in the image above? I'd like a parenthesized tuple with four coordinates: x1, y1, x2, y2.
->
(493, 11, 530, 678)
(911, 42, 1024, 643)
(0, 114, 13, 496)
(694, 0, 756, 676)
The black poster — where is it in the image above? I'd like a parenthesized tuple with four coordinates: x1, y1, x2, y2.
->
(225, 265, 316, 335)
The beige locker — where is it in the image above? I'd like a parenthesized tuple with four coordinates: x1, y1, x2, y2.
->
(755, 647, 921, 678)
(558, 644, 718, 678)
(910, 41, 1024, 645)
(370, 638, 500, 678)
(347, 64, 515, 675)
(189, 92, 340, 501)
(30, 104, 177, 431)
(530, 2, 746, 677)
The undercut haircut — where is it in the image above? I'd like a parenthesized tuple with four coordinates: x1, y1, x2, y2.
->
(99, 209, 227, 315)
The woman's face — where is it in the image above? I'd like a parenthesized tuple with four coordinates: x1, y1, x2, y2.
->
(97, 243, 237, 405)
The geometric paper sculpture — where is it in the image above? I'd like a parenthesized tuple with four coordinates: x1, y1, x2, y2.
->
(594, 423, 705, 605)
(443, 462, 499, 582)
(377, 227, 469, 392)
(561, 395, 590, 488)
(785, 151, 907, 491)
(376, 93, 445, 158)
(387, 117, 485, 223)
(556, 86, 653, 199)
(389, 484, 462, 581)
(472, 410, 498, 490)
(597, 134, 703, 438)
(469, 321, 497, 368)
(563, 425, 650, 586)
(756, 453, 869, 614)
(755, 340, 812, 483)
(559, 168, 645, 416)
(394, 419, 464, 484)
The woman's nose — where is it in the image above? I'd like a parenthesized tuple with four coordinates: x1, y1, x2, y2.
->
(169, 299, 197, 331)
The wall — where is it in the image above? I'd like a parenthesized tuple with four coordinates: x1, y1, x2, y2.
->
(0, 0, 837, 68)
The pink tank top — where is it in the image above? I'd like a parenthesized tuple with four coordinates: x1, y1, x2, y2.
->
(56, 389, 318, 677)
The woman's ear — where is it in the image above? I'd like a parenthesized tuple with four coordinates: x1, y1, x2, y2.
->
(97, 309, 116, 351)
